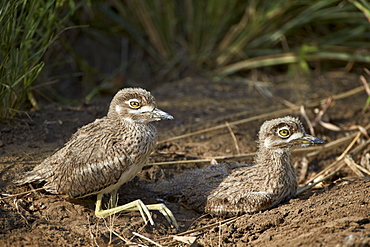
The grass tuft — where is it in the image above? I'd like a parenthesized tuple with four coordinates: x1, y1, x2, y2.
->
(90, 0, 370, 80)
(0, 0, 80, 122)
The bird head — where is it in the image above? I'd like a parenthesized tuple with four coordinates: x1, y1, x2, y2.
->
(107, 88, 174, 123)
(258, 116, 325, 151)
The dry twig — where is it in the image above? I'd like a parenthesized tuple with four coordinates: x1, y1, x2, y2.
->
(155, 216, 238, 245)
(300, 105, 315, 135)
(297, 129, 370, 195)
(158, 85, 366, 144)
(132, 231, 162, 247)
(0, 188, 44, 201)
(226, 122, 241, 154)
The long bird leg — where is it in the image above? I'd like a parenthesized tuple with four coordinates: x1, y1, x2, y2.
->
(108, 189, 118, 209)
(95, 193, 179, 229)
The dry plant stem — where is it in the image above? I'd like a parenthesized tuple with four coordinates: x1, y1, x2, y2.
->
(218, 221, 222, 247)
(13, 199, 29, 225)
(103, 212, 118, 245)
(300, 105, 315, 135)
(0, 187, 44, 200)
(158, 108, 296, 144)
(305, 134, 357, 158)
(305, 123, 370, 158)
(111, 230, 133, 245)
(298, 156, 309, 183)
(355, 162, 370, 175)
(337, 132, 362, 159)
(147, 134, 365, 167)
(132, 232, 163, 247)
(176, 216, 238, 237)
(145, 153, 256, 167)
(158, 85, 366, 144)
(155, 216, 239, 243)
(297, 131, 369, 195)
(28, 183, 42, 197)
(345, 156, 370, 176)
(226, 122, 241, 154)
(296, 162, 346, 195)
(360, 75, 370, 95)
(188, 213, 213, 230)
(344, 156, 365, 177)
(365, 68, 370, 76)
(129, 224, 147, 243)
(317, 97, 334, 121)
(309, 132, 361, 183)
(350, 139, 370, 157)
(357, 125, 370, 139)
(87, 216, 100, 247)
(147, 129, 369, 167)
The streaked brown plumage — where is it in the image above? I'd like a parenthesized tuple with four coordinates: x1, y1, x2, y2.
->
(150, 116, 324, 216)
(15, 87, 178, 227)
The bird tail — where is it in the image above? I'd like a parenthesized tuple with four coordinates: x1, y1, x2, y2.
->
(14, 172, 44, 186)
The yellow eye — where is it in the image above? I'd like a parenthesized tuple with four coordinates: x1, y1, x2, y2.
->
(129, 100, 141, 108)
(278, 128, 290, 138)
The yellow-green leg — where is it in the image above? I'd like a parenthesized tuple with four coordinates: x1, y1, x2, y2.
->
(108, 189, 118, 209)
(94, 192, 179, 229)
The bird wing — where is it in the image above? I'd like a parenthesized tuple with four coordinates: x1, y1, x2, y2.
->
(205, 190, 273, 216)
(39, 118, 154, 198)
(147, 162, 250, 212)
(204, 167, 274, 215)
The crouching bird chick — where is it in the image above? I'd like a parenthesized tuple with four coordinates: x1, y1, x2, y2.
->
(149, 116, 324, 216)
(15, 87, 178, 228)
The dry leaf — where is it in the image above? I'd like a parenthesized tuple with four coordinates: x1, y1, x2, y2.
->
(173, 235, 197, 245)
(318, 120, 342, 131)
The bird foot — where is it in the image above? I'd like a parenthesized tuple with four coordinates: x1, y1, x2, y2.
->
(95, 198, 179, 229)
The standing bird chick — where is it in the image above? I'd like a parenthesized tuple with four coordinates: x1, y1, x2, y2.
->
(150, 116, 324, 216)
(15, 87, 178, 228)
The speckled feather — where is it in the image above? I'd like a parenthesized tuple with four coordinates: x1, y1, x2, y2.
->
(149, 116, 323, 216)
(16, 88, 164, 198)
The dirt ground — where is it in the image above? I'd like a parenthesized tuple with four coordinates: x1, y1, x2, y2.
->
(0, 71, 370, 246)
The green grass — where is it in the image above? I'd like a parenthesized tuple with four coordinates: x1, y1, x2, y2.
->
(0, 0, 79, 122)
(1, 0, 369, 119)
(92, 0, 370, 79)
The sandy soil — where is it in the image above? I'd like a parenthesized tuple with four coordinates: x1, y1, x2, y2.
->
(0, 72, 369, 246)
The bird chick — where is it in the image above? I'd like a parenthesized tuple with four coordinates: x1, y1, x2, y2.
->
(149, 116, 324, 216)
(15, 87, 178, 228)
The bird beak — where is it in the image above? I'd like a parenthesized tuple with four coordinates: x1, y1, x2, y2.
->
(300, 133, 325, 145)
(150, 108, 174, 121)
